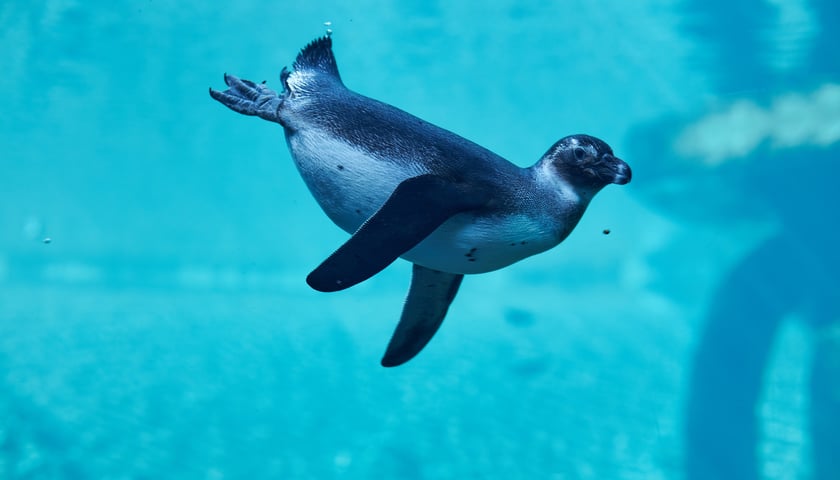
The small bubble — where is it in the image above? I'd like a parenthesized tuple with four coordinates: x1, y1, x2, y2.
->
(43, 237, 52, 244)
(602, 229, 611, 235)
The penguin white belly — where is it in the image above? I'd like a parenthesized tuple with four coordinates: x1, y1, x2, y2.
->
(287, 130, 427, 233)
(404, 213, 560, 274)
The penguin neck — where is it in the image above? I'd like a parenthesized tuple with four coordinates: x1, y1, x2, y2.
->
(531, 158, 601, 209)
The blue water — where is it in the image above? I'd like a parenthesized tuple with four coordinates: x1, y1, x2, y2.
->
(1, 1, 837, 479)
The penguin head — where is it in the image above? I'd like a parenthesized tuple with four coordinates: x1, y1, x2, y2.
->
(539, 134, 631, 193)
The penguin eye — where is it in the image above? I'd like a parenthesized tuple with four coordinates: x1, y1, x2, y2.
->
(573, 147, 587, 161)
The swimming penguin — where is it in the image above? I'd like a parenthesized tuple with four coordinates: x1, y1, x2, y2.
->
(210, 35, 631, 367)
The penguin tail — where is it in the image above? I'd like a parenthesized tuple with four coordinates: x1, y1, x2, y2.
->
(291, 35, 342, 80)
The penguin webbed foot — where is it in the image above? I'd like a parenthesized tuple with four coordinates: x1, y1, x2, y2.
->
(209, 74, 282, 123)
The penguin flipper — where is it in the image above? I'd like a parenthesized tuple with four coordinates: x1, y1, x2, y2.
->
(306, 174, 486, 292)
(381, 264, 463, 367)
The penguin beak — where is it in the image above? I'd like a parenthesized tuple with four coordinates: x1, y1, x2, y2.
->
(605, 155, 632, 185)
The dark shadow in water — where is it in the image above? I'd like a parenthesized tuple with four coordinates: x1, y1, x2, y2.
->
(629, 0, 840, 477)
(686, 230, 839, 479)
(503, 307, 536, 329)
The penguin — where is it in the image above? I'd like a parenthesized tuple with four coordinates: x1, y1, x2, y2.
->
(210, 35, 631, 367)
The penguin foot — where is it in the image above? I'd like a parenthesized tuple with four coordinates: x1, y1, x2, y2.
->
(209, 74, 282, 123)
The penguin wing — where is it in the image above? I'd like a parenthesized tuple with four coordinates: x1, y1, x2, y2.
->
(381, 264, 463, 367)
(306, 174, 487, 292)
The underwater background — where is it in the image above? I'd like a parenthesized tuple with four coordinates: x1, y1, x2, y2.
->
(1, 1, 838, 478)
